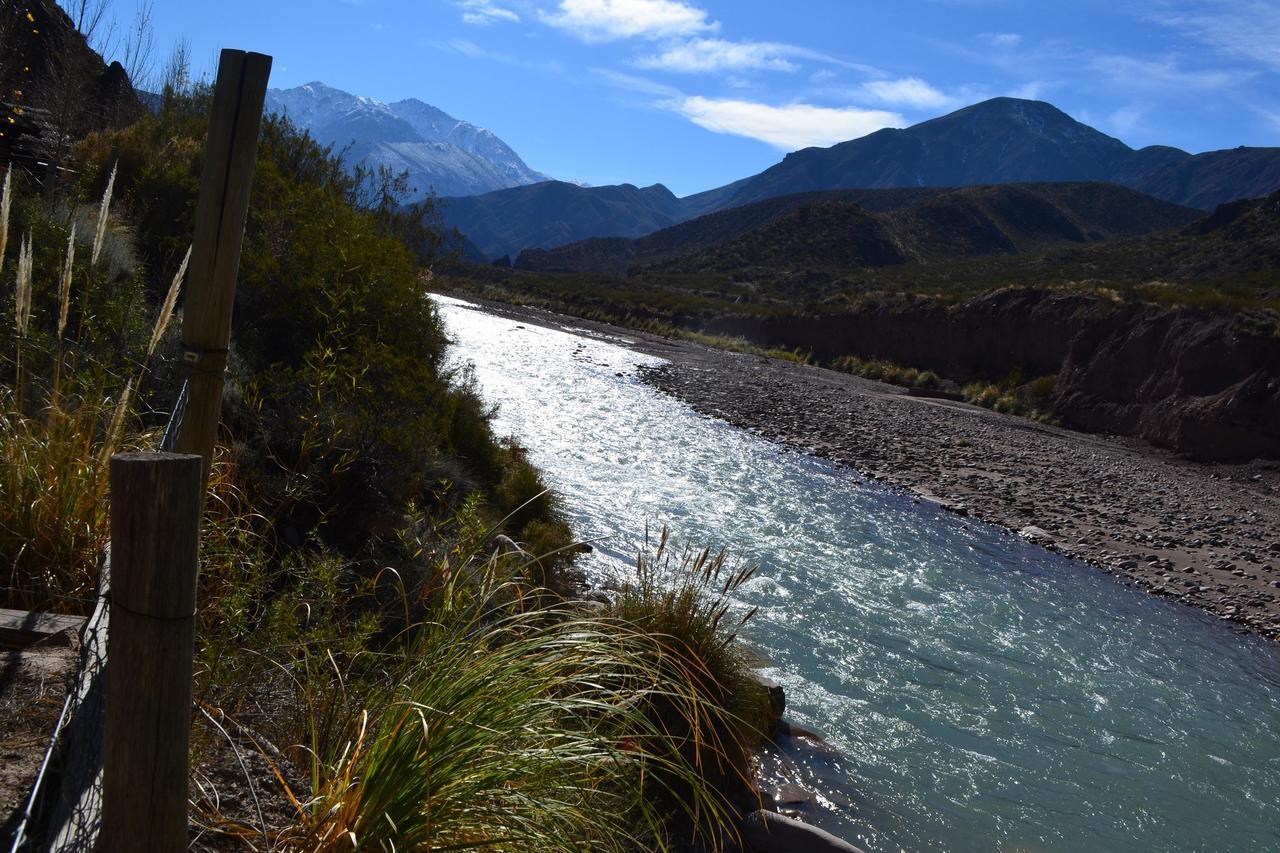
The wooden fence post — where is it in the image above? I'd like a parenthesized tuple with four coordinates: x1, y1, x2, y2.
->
(174, 48, 272, 488)
(101, 452, 202, 852)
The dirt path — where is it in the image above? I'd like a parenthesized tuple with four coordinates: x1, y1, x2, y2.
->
(444, 295, 1280, 641)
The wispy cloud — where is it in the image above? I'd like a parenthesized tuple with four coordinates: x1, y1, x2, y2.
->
(1147, 1, 1280, 72)
(1255, 107, 1280, 134)
(440, 38, 564, 73)
(540, 0, 717, 42)
(1089, 54, 1243, 91)
(1007, 80, 1048, 100)
(635, 38, 882, 76)
(1105, 104, 1146, 136)
(636, 38, 799, 73)
(859, 77, 953, 109)
(455, 0, 520, 25)
(667, 96, 902, 150)
(979, 32, 1022, 49)
(591, 67, 683, 98)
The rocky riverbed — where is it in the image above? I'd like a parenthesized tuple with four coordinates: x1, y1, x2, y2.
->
(446, 295, 1280, 641)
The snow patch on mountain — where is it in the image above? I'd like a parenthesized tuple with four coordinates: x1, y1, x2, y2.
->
(265, 82, 550, 198)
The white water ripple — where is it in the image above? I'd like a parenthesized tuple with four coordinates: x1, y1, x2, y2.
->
(436, 296, 1280, 853)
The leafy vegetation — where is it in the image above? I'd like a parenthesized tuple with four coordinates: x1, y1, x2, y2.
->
(0, 165, 156, 612)
(2, 74, 771, 848)
(74, 89, 576, 585)
(833, 355, 941, 390)
(959, 372, 1059, 421)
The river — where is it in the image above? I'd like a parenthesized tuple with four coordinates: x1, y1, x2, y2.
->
(436, 295, 1280, 853)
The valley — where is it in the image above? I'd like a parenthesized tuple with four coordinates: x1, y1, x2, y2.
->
(4, 2, 1280, 849)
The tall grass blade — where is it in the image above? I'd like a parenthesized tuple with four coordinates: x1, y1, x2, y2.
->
(147, 244, 189, 357)
(15, 232, 33, 336)
(0, 167, 10, 278)
(91, 161, 117, 268)
(57, 222, 76, 340)
(97, 378, 134, 469)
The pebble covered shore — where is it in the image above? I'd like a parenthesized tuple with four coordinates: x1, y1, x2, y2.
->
(637, 348, 1280, 641)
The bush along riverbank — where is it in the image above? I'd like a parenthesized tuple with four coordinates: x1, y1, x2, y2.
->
(0, 81, 801, 849)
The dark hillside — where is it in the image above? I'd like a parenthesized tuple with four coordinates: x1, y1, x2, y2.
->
(1130, 147, 1280, 213)
(516, 187, 949, 273)
(520, 182, 1201, 275)
(0, 0, 143, 169)
(717, 99, 1132, 210)
(441, 180, 684, 258)
(675, 201, 908, 272)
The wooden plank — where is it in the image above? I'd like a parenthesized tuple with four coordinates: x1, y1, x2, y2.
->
(0, 608, 85, 650)
(99, 453, 202, 853)
(174, 49, 272, 490)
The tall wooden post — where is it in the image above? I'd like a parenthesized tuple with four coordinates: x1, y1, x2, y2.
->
(101, 452, 203, 852)
(174, 49, 272, 488)
(98, 49, 271, 851)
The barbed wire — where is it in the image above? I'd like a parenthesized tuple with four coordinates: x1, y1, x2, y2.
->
(11, 355, 196, 850)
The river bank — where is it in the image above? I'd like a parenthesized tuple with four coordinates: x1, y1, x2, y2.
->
(447, 295, 1280, 641)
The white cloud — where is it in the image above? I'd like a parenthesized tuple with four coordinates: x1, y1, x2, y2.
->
(637, 38, 799, 72)
(455, 0, 520, 25)
(1105, 104, 1145, 136)
(1256, 107, 1280, 134)
(859, 77, 953, 109)
(540, 0, 716, 42)
(1149, 1, 1280, 72)
(1007, 80, 1047, 100)
(1089, 55, 1241, 91)
(980, 32, 1022, 49)
(669, 96, 902, 150)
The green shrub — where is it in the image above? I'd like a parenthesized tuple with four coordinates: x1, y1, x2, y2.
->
(76, 97, 575, 584)
(915, 370, 941, 389)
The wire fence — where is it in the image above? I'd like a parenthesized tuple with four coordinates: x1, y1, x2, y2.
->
(8, 377, 189, 853)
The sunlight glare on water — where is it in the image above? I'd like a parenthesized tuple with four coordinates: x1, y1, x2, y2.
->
(436, 295, 1280, 853)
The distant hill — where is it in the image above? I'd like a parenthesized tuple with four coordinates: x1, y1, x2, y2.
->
(446, 98, 1280, 260)
(517, 183, 1202, 274)
(440, 181, 686, 260)
(691, 99, 1280, 214)
(265, 82, 549, 198)
(1143, 188, 1280, 279)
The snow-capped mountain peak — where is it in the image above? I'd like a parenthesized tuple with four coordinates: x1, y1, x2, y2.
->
(264, 83, 549, 198)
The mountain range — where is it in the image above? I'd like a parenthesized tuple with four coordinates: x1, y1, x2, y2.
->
(441, 98, 1280, 260)
(264, 82, 549, 198)
(514, 183, 1203, 275)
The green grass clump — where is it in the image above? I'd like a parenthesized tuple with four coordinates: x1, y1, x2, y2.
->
(962, 372, 1058, 422)
(833, 355, 942, 389)
(193, 511, 767, 850)
(278, 586, 716, 851)
(607, 528, 771, 841)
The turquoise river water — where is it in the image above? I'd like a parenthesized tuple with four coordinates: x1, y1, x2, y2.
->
(436, 296, 1280, 853)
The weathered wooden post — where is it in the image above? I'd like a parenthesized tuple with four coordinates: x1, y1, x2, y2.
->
(100, 452, 202, 851)
(97, 48, 271, 851)
(173, 48, 272, 486)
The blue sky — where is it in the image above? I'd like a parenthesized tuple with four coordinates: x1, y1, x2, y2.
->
(126, 0, 1280, 196)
